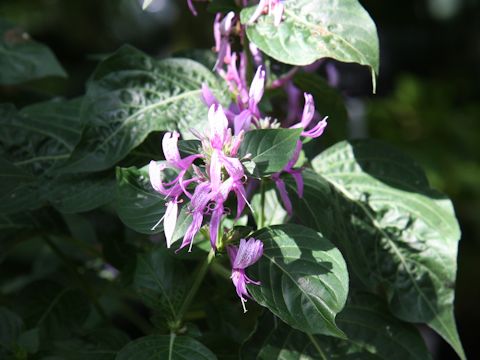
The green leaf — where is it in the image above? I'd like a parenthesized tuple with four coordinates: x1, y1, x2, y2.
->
(239, 129, 302, 177)
(248, 224, 349, 338)
(0, 100, 114, 214)
(46, 172, 115, 214)
(114, 165, 166, 235)
(0, 157, 40, 214)
(133, 248, 188, 321)
(0, 100, 82, 177)
(63, 45, 226, 173)
(14, 282, 90, 342)
(242, 293, 430, 360)
(0, 307, 23, 349)
(0, 19, 66, 85)
(115, 335, 217, 360)
(251, 187, 287, 226)
(240, 0, 380, 90)
(286, 140, 464, 359)
(51, 328, 130, 360)
(178, 140, 202, 158)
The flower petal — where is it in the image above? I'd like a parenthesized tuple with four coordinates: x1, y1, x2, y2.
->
(164, 200, 178, 248)
(233, 238, 264, 269)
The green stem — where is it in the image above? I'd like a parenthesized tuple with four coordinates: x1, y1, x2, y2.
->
(258, 179, 266, 229)
(175, 249, 215, 326)
(210, 262, 231, 280)
(168, 332, 176, 360)
(43, 236, 109, 322)
(307, 333, 327, 360)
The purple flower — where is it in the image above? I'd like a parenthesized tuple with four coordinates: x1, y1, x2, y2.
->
(290, 93, 328, 138)
(248, 0, 285, 26)
(214, 12, 236, 71)
(227, 238, 264, 312)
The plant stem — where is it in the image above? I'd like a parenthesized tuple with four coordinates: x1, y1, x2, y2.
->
(258, 179, 266, 229)
(175, 249, 215, 326)
(43, 236, 109, 322)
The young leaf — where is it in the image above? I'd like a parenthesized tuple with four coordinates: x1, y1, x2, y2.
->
(247, 224, 349, 339)
(240, 0, 380, 90)
(286, 140, 465, 359)
(62, 45, 227, 173)
(238, 129, 302, 177)
(115, 335, 217, 360)
(242, 293, 431, 360)
(134, 248, 188, 322)
(0, 19, 67, 85)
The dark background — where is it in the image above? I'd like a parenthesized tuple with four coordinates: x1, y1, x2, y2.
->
(0, 0, 478, 358)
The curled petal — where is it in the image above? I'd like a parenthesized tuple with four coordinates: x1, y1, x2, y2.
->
(162, 132, 181, 166)
(149, 160, 167, 194)
(274, 176, 293, 215)
(201, 84, 218, 107)
(300, 93, 315, 128)
(248, 0, 268, 24)
(209, 204, 223, 250)
(209, 149, 222, 192)
(178, 211, 203, 252)
(302, 117, 328, 138)
(273, 2, 284, 26)
(164, 200, 178, 248)
(249, 66, 266, 110)
(233, 110, 252, 136)
(233, 238, 264, 269)
(220, 154, 244, 181)
(208, 104, 229, 149)
(285, 140, 302, 171)
(187, 0, 197, 16)
(213, 13, 221, 52)
(227, 245, 238, 266)
(291, 170, 304, 198)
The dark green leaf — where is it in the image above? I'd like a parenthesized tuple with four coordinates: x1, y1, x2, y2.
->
(134, 248, 188, 321)
(115, 335, 217, 360)
(0, 19, 66, 85)
(242, 293, 430, 360)
(51, 328, 130, 360)
(240, 0, 379, 90)
(0, 307, 23, 349)
(14, 282, 90, 342)
(114, 165, 166, 235)
(63, 45, 226, 173)
(178, 140, 202, 158)
(286, 140, 465, 359)
(46, 171, 115, 214)
(248, 224, 349, 338)
(239, 129, 302, 177)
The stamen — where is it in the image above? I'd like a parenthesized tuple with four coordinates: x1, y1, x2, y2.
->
(151, 214, 166, 231)
(241, 298, 248, 313)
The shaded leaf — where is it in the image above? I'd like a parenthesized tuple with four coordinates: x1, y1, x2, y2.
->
(134, 248, 188, 321)
(114, 165, 166, 235)
(0, 19, 66, 85)
(242, 293, 430, 360)
(115, 335, 217, 360)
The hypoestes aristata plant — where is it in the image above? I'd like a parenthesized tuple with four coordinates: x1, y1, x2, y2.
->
(0, 1, 466, 359)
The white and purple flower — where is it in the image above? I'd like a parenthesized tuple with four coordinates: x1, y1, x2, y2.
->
(227, 238, 264, 312)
